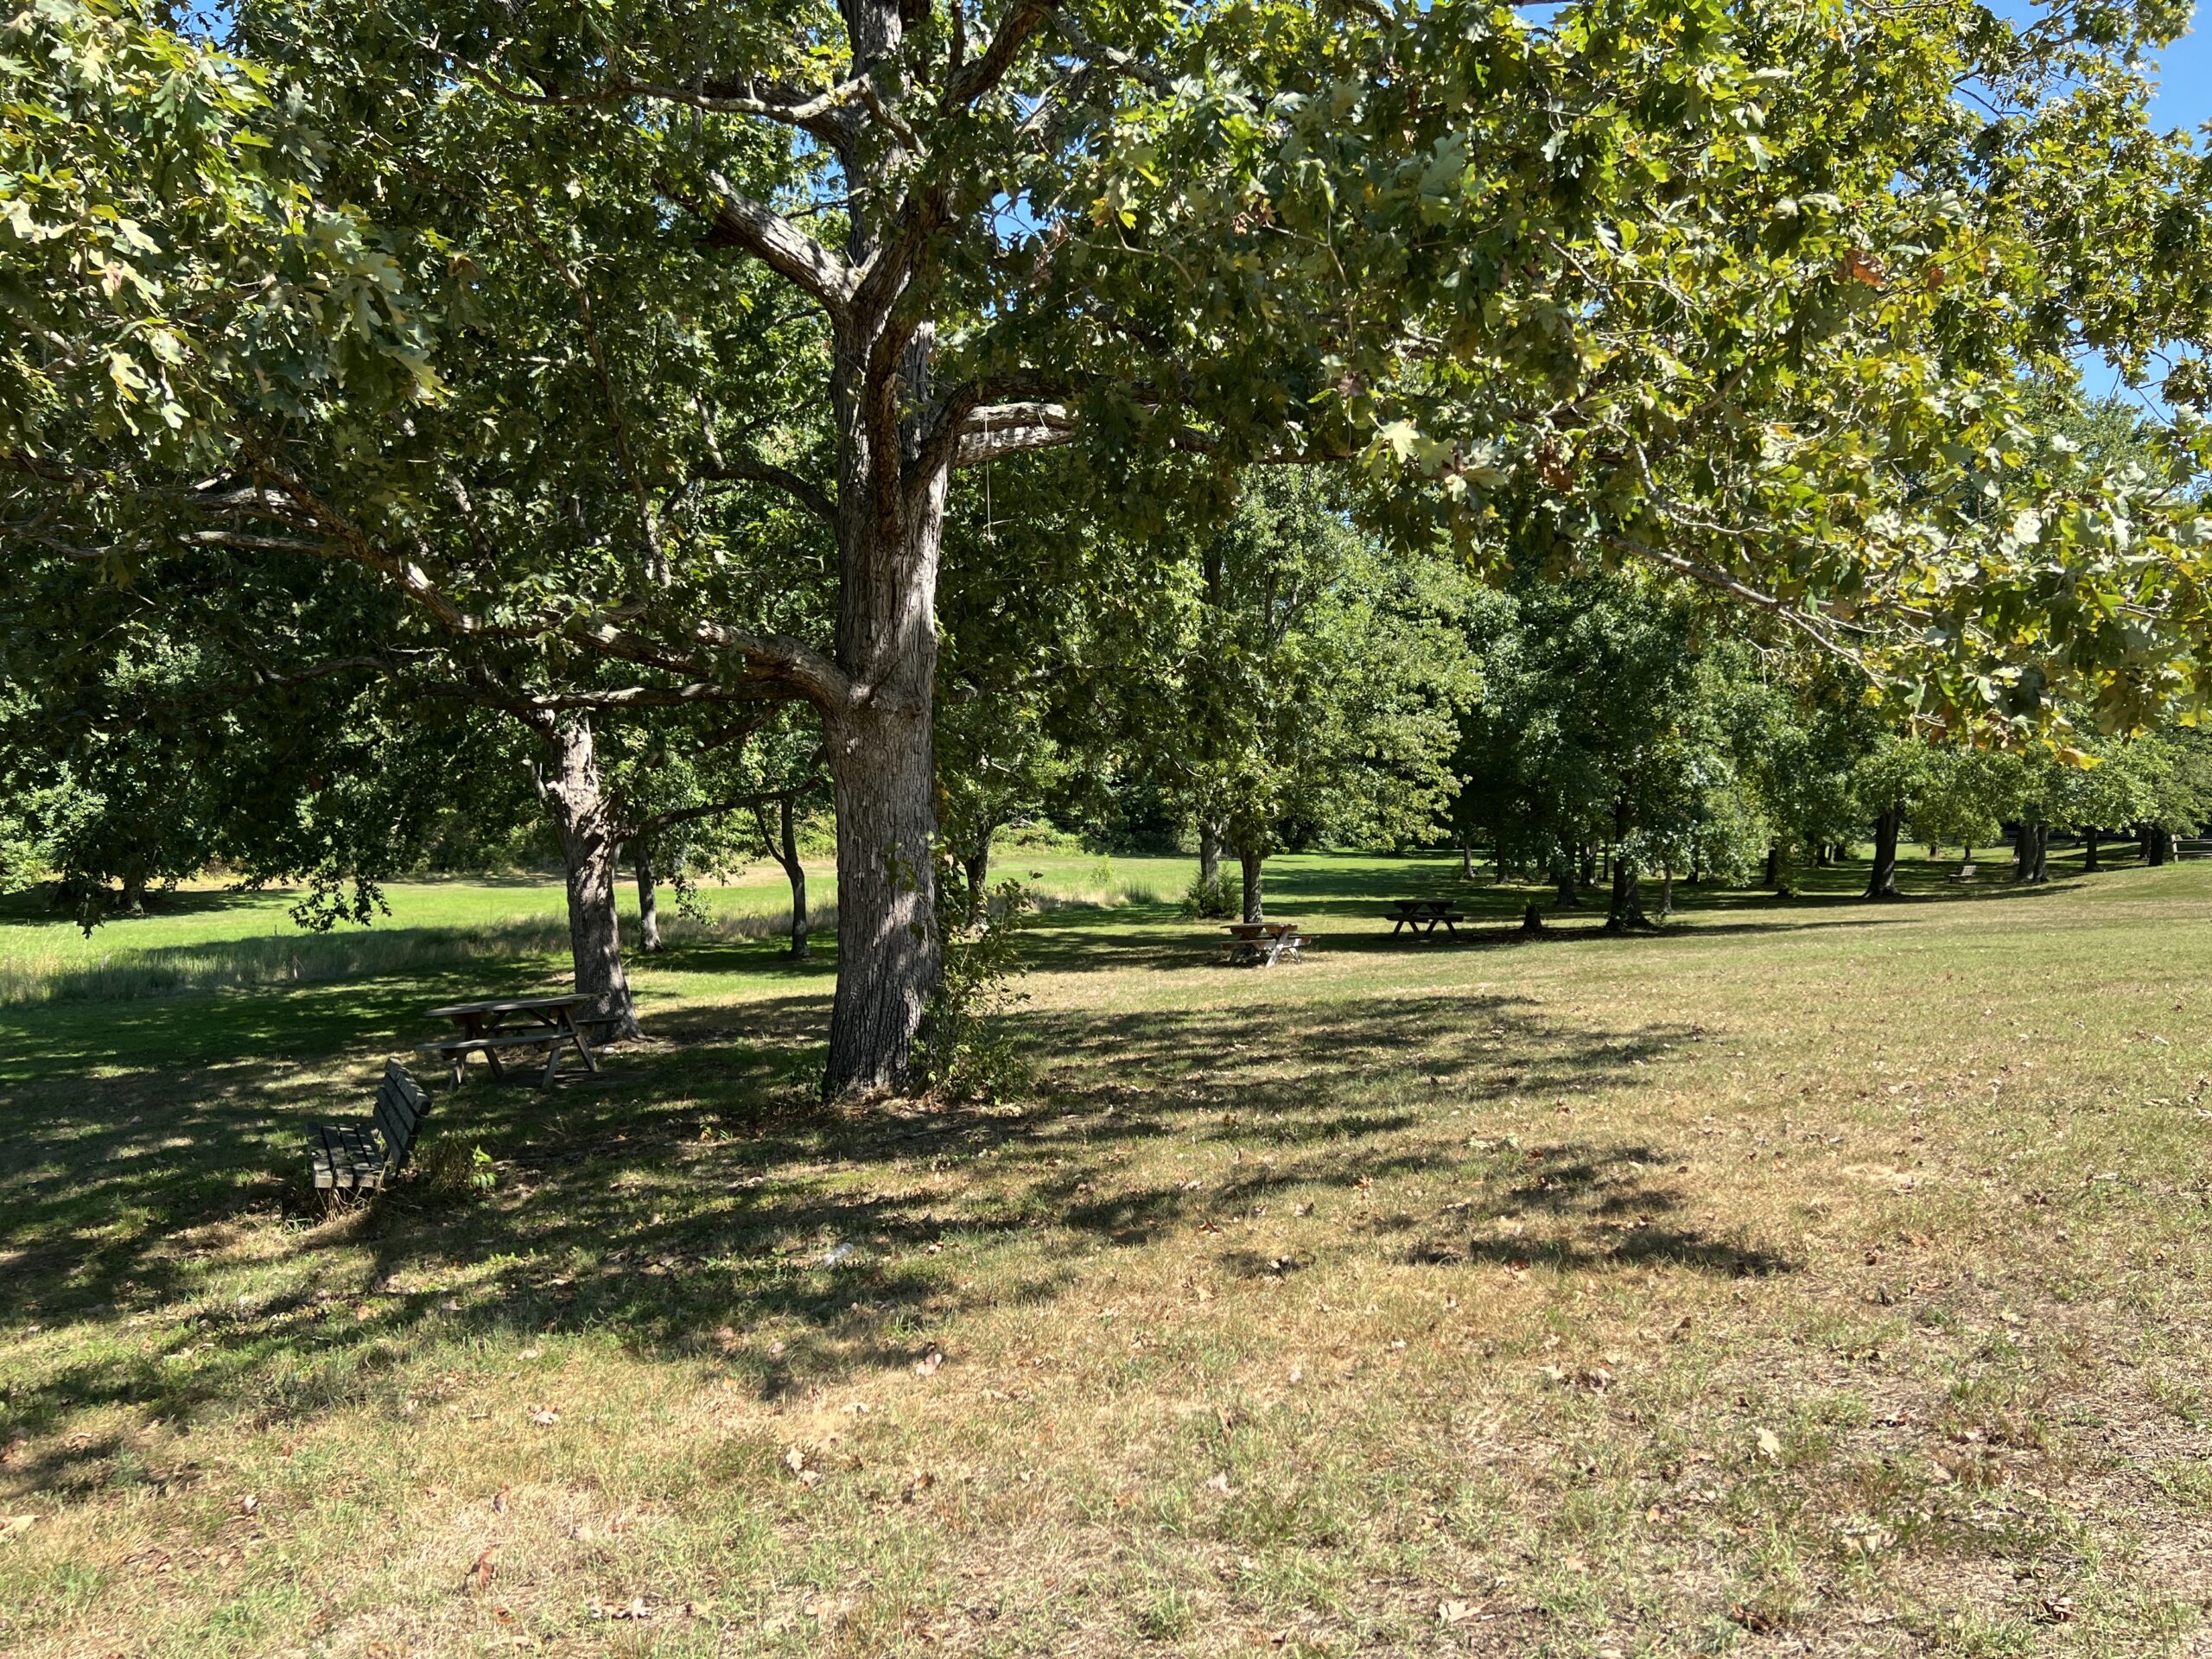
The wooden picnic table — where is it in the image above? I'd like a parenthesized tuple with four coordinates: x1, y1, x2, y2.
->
(1386, 898, 1469, 937)
(419, 993, 601, 1089)
(1219, 919, 1306, 966)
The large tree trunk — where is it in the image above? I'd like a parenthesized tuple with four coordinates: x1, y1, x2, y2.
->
(1764, 844, 1782, 890)
(1238, 845, 1266, 923)
(635, 839, 662, 953)
(964, 832, 991, 903)
(2082, 826, 2101, 873)
(1865, 808, 1902, 899)
(1605, 855, 1649, 931)
(119, 871, 148, 917)
(1657, 864, 1675, 918)
(1554, 848, 1580, 907)
(541, 715, 639, 1038)
(1198, 820, 1222, 887)
(824, 698, 939, 1096)
(2148, 825, 2171, 867)
(2017, 823, 2050, 884)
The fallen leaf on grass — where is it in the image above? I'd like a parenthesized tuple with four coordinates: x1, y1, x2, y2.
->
(913, 1349, 944, 1376)
(2032, 1595, 2076, 1624)
(1729, 1603, 1780, 1635)
(1754, 1427, 1782, 1460)
(0, 1515, 35, 1541)
(589, 1596, 652, 1620)
(467, 1547, 499, 1595)
(1206, 1471, 1233, 1494)
(527, 1407, 559, 1427)
(1438, 1599, 1476, 1625)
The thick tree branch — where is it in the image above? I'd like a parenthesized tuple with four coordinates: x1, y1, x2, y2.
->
(954, 402, 1078, 465)
(944, 0, 1059, 108)
(569, 613, 854, 714)
(694, 456, 838, 523)
(699, 172, 856, 313)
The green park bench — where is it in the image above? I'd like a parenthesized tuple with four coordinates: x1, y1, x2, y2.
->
(309, 1058, 429, 1198)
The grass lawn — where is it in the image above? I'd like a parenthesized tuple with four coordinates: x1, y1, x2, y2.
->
(3, 844, 2210, 1656)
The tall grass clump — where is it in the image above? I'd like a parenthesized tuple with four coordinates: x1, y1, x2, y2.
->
(0, 918, 579, 1006)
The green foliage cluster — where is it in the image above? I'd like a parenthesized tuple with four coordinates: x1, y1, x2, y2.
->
(917, 875, 1037, 1103)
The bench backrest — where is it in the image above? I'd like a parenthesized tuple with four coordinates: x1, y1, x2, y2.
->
(371, 1059, 429, 1175)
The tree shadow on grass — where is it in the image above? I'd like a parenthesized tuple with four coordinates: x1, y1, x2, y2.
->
(1, 974, 1784, 1496)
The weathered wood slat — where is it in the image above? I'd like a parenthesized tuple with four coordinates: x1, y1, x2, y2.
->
(308, 1062, 429, 1196)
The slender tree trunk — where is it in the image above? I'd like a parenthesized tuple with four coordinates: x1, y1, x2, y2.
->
(1815, 842, 1831, 868)
(1605, 855, 1648, 931)
(964, 832, 991, 903)
(119, 871, 148, 917)
(1964, 842, 1975, 862)
(1237, 846, 1266, 924)
(2149, 825, 2171, 867)
(1865, 808, 1902, 899)
(1198, 822, 1222, 887)
(2018, 823, 2050, 884)
(779, 796, 810, 961)
(1764, 845, 1782, 889)
(635, 839, 662, 953)
(1459, 842, 1475, 880)
(541, 715, 639, 1038)
(1657, 864, 1675, 918)
(1554, 849, 1581, 908)
(1580, 841, 1598, 889)
(2082, 826, 2101, 873)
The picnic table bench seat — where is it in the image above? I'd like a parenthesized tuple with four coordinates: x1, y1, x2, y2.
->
(310, 1059, 429, 1197)
(1219, 920, 1306, 966)
(421, 993, 601, 1088)
(1387, 899, 1470, 937)
(1946, 863, 1978, 883)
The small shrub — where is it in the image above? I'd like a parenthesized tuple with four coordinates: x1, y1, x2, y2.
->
(413, 1135, 497, 1199)
(918, 873, 1034, 1101)
(1179, 871, 1239, 920)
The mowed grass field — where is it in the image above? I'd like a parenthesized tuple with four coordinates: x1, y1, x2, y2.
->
(3, 846, 2211, 1656)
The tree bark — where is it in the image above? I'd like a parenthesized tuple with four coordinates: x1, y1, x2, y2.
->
(119, 871, 148, 917)
(823, 696, 940, 1095)
(1554, 849, 1581, 907)
(1764, 845, 1782, 890)
(541, 715, 639, 1038)
(1579, 841, 1598, 890)
(1460, 843, 1476, 880)
(1198, 822, 1222, 887)
(2149, 825, 2171, 867)
(1815, 842, 1832, 868)
(2082, 826, 2101, 873)
(635, 838, 662, 953)
(1657, 864, 1675, 918)
(1864, 808, 1902, 899)
(2017, 823, 2050, 884)
(1238, 845, 1266, 923)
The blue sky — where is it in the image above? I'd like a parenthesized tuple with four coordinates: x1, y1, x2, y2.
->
(2066, 4, 2209, 404)
(2145, 8, 2212, 136)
